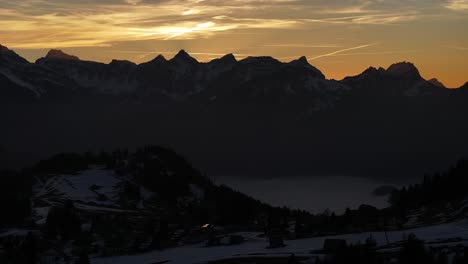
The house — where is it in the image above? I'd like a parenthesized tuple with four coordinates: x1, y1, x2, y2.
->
(268, 226, 285, 248)
(39, 249, 61, 264)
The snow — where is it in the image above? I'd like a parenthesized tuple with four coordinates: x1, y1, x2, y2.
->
(0, 229, 39, 238)
(0, 67, 40, 97)
(34, 168, 122, 209)
(33, 206, 51, 225)
(70, 73, 138, 95)
(450, 198, 468, 217)
(32, 168, 163, 223)
(190, 184, 205, 200)
(92, 220, 468, 264)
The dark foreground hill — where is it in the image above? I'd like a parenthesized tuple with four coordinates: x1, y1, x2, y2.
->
(1, 147, 468, 263)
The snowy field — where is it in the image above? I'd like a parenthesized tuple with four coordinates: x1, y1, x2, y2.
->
(34, 168, 121, 205)
(93, 220, 468, 264)
(32, 167, 145, 225)
(214, 175, 413, 214)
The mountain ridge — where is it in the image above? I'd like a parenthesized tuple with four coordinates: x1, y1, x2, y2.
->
(2, 44, 468, 178)
(1, 44, 464, 92)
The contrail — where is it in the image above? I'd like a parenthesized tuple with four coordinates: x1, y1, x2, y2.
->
(447, 46, 468, 50)
(310, 43, 377, 60)
(329, 50, 422, 56)
(263, 44, 343, 48)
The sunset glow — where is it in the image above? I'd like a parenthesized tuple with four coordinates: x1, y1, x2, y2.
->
(1, 0, 467, 87)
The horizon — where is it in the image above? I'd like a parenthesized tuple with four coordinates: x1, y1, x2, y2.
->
(5, 46, 467, 88)
(0, 0, 467, 87)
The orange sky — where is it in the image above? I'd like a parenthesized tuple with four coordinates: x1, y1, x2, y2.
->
(1, 0, 467, 87)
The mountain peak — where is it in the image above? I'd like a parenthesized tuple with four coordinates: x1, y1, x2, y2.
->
(240, 56, 281, 65)
(154, 54, 167, 62)
(207, 53, 237, 67)
(0, 44, 17, 56)
(172, 50, 198, 64)
(297, 56, 309, 64)
(0, 44, 29, 64)
(109, 59, 136, 67)
(289, 56, 309, 66)
(0, 43, 10, 53)
(428, 78, 446, 88)
(141, 54, 167, 66)
(288, 56, 325, 79)
(386, 61, 421, 79)
(45, 49, 80, 61)
(220, 53, 237, 63)
(362, 66, 385, 76)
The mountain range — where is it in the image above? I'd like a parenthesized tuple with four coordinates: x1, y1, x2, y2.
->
(1, 44, 468, 179)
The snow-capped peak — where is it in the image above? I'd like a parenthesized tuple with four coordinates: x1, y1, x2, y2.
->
(45, 49, 80, 61)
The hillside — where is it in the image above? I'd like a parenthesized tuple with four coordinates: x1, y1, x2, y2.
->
(2, 148, 468, 263)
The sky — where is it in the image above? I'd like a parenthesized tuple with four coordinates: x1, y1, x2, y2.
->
(0, 0, 467, 87)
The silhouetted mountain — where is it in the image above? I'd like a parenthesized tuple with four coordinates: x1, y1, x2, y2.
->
(386, 61, 421, 79)
(342, 62, 444, 96)
(37, 51, 140, 96)
(171, 49, 199, 65)
(459, 82, 468, 90)
(45, 49, 80, 61)
(0, 44, 79, 101)
(428, 78, 446, 89)
(0, 44, 29, 64)
(1, 44, 468, 178)
(288, 56, 325, 79)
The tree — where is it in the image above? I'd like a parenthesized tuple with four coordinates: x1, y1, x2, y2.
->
(45, 201, 81, 240)
(399, 234, 433, 264)
(76, 252, 90, 264)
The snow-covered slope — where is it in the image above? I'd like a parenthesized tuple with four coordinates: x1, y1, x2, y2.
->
(93, 220, 468, 264)
(0, 44, 79, 100)
(31, 162, 210, 225)
(34, 168, 123, 207)
(32, 167, 146, 225)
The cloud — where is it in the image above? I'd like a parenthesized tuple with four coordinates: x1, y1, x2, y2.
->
(0, 0, 301, 48)
(0, 0, 463, 48)
(445, 0, 468, 10)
